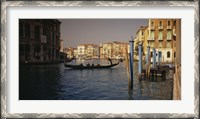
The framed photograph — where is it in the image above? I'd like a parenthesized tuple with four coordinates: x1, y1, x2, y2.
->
(1, 1, 199, 118)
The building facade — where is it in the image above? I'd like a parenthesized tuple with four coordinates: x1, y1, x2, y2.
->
(147, 19, 175, 63)
(101, 41, 129, 59)
(77, 44, 87, 58)
(66, 47, 75, 59)
(86, 44, 99, 58)
(77, 44, 99, 59)
(73, 48, 78, 58)
(101, 43, 113, 59)
(134, 26, 149, 60)
(19, 19, 61, 63)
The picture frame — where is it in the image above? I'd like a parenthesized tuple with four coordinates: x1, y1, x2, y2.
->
(1, 0, 199, 118)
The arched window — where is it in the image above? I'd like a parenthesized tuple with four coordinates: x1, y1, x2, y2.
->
(151, 21, 154, 26)
(167, 51, 170, 58)
(168, 20, 171, 26)
(174, 20, 176, 26)
(25, 23, 30, 37)
(159, 51, 162, 58)
(35, 25, 40, 38)
(159, 21, 162, 26)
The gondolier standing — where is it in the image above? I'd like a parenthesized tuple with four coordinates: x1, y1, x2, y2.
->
(108, 58, 113, 65)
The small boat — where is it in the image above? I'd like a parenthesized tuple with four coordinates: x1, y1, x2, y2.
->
(64, 62, 119, 69)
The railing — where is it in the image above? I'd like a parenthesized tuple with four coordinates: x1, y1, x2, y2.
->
(150, 26, 155, 30)
(148, 37, 154, 41)
(167, 26, 172, 29)
(158, 26, 163, 29)
(167, 37, 172, 40)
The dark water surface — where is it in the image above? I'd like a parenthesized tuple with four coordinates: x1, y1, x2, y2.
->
(19, 59, 173, 100)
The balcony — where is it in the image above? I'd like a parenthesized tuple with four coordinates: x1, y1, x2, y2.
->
(158, 26, 163, 29)
(150, 26, 155, 30)
(167, 37, 172, 40)
(167, 26, 172, 29)
(148, 37, 154, 41)
(158, 38, 163, 41)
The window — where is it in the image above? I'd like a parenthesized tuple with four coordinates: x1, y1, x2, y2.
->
(19, 22, 24, 37)
(25, 23, 30, 37)
(19, 44, 24, 55)
(174, 52, 176, 58)
(167, 30, 172, 39)
(158, 31, 163, 40)
(149, 42, 154, 48)
(25, 44, 30, 56)
(150, 31, 154, 40)
(35, 25, 40, 38)
(158, 42, 163, 48)
(142, 31, 144, 36)
(25, 44, 30, 52)
(167, 51, 170, 58)
(43, 25, 46, 35)
(158, 51, 162, 58)
(168, 20, 171, 26)
(151, 21, 154, 26)
(167, 41, 171, 48)
(174, 20, 176, 26)
(159, 21, 162, 26)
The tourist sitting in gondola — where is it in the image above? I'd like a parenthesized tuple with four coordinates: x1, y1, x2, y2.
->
(86, 63, 90, 67)
(64, 59, 119, 69)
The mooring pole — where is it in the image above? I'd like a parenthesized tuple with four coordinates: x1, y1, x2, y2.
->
(138, 43, 142, 76)
(158, 51, 162, 66)
(129, 36, 134, 88)
(153, 48, 156, 67)
(146, 45, 150, 68)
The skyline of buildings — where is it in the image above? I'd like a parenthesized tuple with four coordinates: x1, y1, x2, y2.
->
(64, 19, 181, 63)
(19, 19, 181, 64)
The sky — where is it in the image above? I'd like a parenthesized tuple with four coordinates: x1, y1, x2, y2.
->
(58, 19, 148, 48)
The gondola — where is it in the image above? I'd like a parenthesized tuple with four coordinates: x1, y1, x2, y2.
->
(64, 62, 119, 69)
(65, 58, 73, 62)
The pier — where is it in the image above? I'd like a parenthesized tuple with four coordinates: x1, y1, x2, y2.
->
(126, 38, 179, 100)
(140, 65, 175, 81)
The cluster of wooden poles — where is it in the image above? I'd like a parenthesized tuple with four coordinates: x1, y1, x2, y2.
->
(125, 37, 167, 89)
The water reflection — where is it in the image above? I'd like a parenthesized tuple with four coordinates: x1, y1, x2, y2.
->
(19, 59, 172, 100)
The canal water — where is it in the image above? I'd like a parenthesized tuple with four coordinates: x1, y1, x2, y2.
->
(19, 59, 173, 100)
